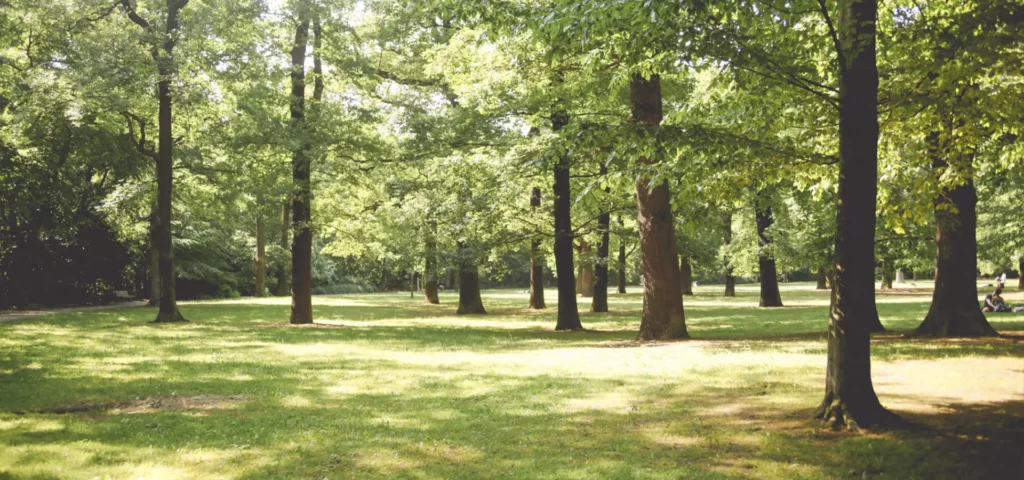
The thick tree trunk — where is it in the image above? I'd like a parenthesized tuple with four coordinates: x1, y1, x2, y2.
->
(816, 266, 828, 290)
(529, 187, 546, 309)
(679, 256, 694, 295)
(579, 240, 594, 297)
(755, 194, 783, 307)
(552, 111, 582, 330)
(815, 0, 892, 430)
(424, 220, 440, 304)
(723, 212, 736, 297)
(592, 186, 610, 313)
(275, 201, 290, 296)
(289, 15, 313, 325)
(631, 74, 687, 341)
(254, 214, 266, 297)
(914, 169, 997, 337)
(456, 244, 486, 315)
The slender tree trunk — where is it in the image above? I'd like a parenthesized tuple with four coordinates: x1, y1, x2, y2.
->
(580, 240, 594, 297)
(617, 239, 627, 294)
(880, 260, 893, 290)
(914, 163, 997, 337)
(631, 74, 687, 340)
(679, 256, 694, 295)
(424, 220, 440, 304)
(815, 0, 892, 429)
(409, 271, 415, 299)
(146, 0, 188, 323)
(275, 201, 290, 296)
(592, 183, 610, 312)
(254, 214, 266, 297)
(816, 266, 828, 290)
(755, 193, 783, 307)
(456, 243, 486, 315)
(148, 244, 160, 307)
(1019, 257, 1023, 291)
(723, 212, 736, 297)
(552, 110, 581, 330)
(529, 187, 546, 309)
(288, 14, 313, 324)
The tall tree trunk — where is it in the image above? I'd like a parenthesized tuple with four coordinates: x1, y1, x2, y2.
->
(409, 271, 416, 299)
(679, 256, 694, 295)
(552, 110, 582, 330)
(880, 259, 893, 290)
(456, 243, 486, 315)
(723, 212, 736, 297)
(423, 220, 440, 304)
(631, 74, 687, 341)
(529, 187, 546, 309)
(592, 182, 610, 313)
(124, 0, 189, 323)
(617, 238, 627, 294)
(254, 214, 266, 297)
(755, 193, 783, 307)
(580, 240, 594, 297)
(289, 14, 313, 324)
(815, 0, 892, 429)
(275, 201, 290, 296)
(914, 164, 997, 337)
(816, 266, 828, 290)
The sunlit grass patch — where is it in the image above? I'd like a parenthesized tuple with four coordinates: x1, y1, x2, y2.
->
(0, 283, 1022, 478)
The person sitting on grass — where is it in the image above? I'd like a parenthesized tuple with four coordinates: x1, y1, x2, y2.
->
(982, 288, 1012, 313)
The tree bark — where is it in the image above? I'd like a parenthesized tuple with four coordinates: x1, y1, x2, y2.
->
(816, 266, 828, 290)
(1019, 257, 1023, 291)
(631, 74, 688, 341)
(579, 240, 594, 297)
(592, 182, 610, 312)
(456, 243, 486, 315)
(552, 110, 582, 330)
(679, 256, 694, 295)
(723, 212, 736, 297)
(529, 187, 546, 309)
(815, 0, 893, 430)
(289, 13, 313, 325)
(914, 163, 997, 337)
(148, 243, 160, 307)
(755, 193, 783, 307)
(424, 220, 440, 304)
(880, 260, 893, 290)
(275, 201, 290, 296)
(254, 214, 266, 297)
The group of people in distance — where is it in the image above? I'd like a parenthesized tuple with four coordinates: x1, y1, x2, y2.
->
(983, 272, 1024, 313)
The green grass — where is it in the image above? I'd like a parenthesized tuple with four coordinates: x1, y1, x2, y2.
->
(1, 282, 1022, 479)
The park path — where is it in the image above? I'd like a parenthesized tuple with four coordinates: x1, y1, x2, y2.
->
(0, 301, 148, 324)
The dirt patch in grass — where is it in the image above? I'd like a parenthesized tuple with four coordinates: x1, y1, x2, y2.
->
(28, 395, 248, 415)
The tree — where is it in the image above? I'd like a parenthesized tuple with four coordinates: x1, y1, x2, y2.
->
(119, 0, 190, 323)
(529, 187, 546, 309)
(815, 0, 894, 429)
(755, 189, 783, 307)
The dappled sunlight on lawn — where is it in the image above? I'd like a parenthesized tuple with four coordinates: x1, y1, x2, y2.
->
(1, 283, 1022, 478)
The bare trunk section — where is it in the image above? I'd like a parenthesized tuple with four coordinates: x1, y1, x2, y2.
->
(275, 201, 290, 296)
(816, 266, 828, 290)
(456, 243, 486, 315)
(289, 13, 313, 325)
(755, 193, 783, 307)
(914, 164, 997, 337)
(592, 180, 610, 313)
(631, 74, 687, 341)
(529, 187, 546, 309)
(552, 111, 581, 330)
(424, 220, 440, 304)
(1019, 257, 1023, 290)
(723, 212, 736, 297)
(148, 243, 160, 307)
(815, 0, 893, 429)
(617, 216, 627, 294)
(254, 214, 266, 297)
(679, 256, 693, 295)
(579, 240, 594, 297)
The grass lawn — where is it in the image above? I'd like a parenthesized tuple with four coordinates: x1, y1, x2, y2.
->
(1, 282, 1022, 479)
